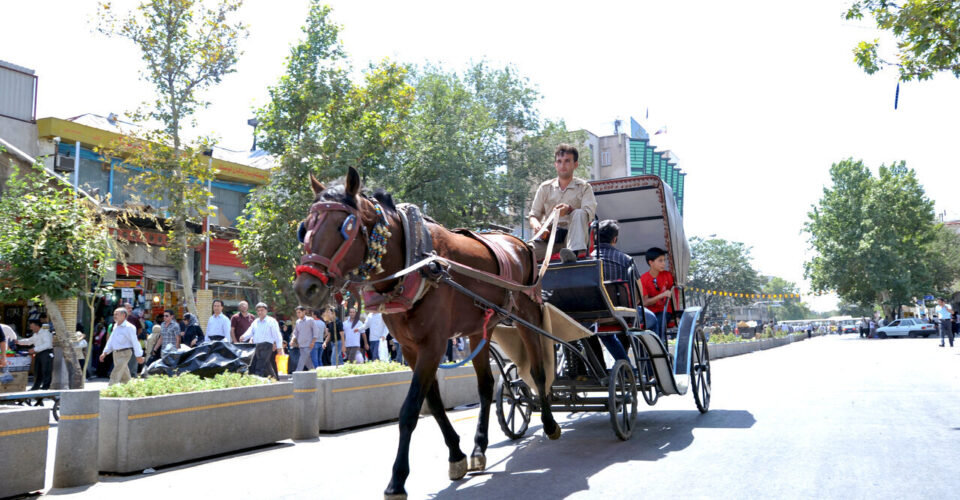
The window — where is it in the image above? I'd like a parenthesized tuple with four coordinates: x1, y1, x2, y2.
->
(600, 150, 611, 167)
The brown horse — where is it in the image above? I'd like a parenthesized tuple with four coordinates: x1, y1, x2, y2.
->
(294, 167, 560, 499)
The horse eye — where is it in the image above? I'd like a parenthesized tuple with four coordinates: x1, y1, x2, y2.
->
(297, 221, 307, 243)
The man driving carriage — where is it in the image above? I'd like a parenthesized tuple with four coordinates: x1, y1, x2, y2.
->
(528, 144, 597, 263)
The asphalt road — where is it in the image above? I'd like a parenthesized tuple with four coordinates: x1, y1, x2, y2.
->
(45, 334, 960, 499)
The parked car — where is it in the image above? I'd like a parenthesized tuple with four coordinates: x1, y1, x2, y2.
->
(838, 320, 859, 334)
(875, 318, 937, 338)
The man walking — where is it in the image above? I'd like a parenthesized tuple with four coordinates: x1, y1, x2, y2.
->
(240, 302, 284, 378)
(99, 307, 144, 386)
(527, 144, 597, 263)
(365, 312, 389, 362)
(18, 320, 54, 390)
(292, 306, 320, 372)
(154, 309, 181, 358)
(206, 299, 231, 343)
(936, 298, 954, 347)
(230, 300, 255, 343)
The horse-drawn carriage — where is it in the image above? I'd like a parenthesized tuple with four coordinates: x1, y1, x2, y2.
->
(489, 174, 710, 440)
(294, 168, 710, 499)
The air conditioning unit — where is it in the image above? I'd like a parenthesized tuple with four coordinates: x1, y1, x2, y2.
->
(53, 152, 74, 173)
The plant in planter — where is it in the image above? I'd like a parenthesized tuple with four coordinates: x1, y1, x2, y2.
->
(100, 372, 270, 398)
(316, 360, 408, 378)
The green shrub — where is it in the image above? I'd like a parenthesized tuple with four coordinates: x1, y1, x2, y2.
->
(708, 332, 746, 344)
(316, 360, 409, 378)
(100, 372, 270, 398)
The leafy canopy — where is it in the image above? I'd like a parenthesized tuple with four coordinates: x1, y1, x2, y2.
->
(846, 0, 960, 80)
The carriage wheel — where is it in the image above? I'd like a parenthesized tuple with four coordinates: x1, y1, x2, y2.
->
(633, 339, 659, 406)
(607, 359, 638, 440)
(495, 363, 533, 440)
(51, 399, 60, 421)
(690, 328, 711, 413)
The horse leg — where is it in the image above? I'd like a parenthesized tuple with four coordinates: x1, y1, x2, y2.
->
(383, 344, 443, 500)
(423, 372, 468, 479)
(467, 335, 493, 471)
(518, 322, 561, 440)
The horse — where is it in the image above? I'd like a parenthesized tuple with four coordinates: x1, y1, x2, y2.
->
(293, 167, 561, 500)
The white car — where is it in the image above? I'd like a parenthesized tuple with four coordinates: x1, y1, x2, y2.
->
(875, 318, 937, 338)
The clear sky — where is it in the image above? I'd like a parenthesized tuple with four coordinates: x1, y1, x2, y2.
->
(4, 0, 959, 311)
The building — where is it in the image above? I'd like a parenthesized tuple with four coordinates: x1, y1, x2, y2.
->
(1, 60, 273, 335)
(583, 120, 685, 214)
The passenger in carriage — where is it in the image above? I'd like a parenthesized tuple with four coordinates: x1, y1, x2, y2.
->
(640, 247, 676, 343)
(528, 144, 597, 263)
(590, 219, 633, 362)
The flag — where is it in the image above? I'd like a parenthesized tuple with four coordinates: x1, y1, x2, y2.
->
(894, 80, 900, 110)
(655, 125, 667, 135)
(645, 107, 649, 119)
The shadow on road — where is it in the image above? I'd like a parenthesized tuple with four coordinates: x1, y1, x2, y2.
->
(431, 409, 755, 499)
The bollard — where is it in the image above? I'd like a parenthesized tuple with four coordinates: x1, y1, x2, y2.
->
(0, 406, 49, 497)
(53, 389, 100, 488)
(292, 371, 320, 440)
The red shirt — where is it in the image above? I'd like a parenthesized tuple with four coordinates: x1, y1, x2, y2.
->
(640, 270, 675, 313)
(230, 313, 255, 342)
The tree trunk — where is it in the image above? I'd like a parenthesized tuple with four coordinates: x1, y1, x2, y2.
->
(177, 217, 197, 316)
(44, 295, 84, 389)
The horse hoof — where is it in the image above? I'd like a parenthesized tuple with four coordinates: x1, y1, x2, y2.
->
(449, 457, 468, 480)
(384, 494, 407, 500)
(547, 425, 562, 440)
(468, 454, 486, 472)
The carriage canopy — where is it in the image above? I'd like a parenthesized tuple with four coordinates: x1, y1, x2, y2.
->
(589, 175, 690, 285)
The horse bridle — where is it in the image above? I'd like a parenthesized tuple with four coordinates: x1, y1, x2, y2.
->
(295, 201, 365, 288)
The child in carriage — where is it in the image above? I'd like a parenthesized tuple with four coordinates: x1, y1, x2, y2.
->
(640, 247, 677, 343)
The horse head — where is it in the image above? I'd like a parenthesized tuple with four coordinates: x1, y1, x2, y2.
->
(294, 166, 379, 309)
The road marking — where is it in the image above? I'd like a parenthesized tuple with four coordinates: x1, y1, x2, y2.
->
(294, 389, 315, 393)
(453, 415, 478, 423)
(60, 413, 99, 421)
(0, 425, 49, 438)
(331, 381, 410, 393)
(128, 395, 294, 420)
(445, 374, 476, 380)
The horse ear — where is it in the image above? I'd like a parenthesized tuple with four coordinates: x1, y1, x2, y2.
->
(345, 167, 361, 197)
(310, 174, 325, 196)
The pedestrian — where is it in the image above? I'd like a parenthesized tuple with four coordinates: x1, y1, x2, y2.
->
(240, 302, 284, 378)
(342, 308, 367, 364)
(18, 319, 54, 390)
(99, 307, 144, 386)
(936, 298, 954, 347)
(292, 306, 320, 372)
(155, 310, 181, 359)
(309, 309, 326, 367)
(181, 313, 204, 348)
(230, 300, 255, 343)
(206, 299, 231, 342)
(322, 308, 343, 366)
(145, 324, 162, 366)
(365, 312, 388, 362)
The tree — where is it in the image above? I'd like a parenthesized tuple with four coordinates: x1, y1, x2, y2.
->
(687, 237, 762, 317)
(0, 158, 114, 389)
(804, 158, 954, 317)
(96, 0, 247, 314)
(236, 2, 413, 311)
(761, 276, 813, 321)
(845, 0, 960, 80)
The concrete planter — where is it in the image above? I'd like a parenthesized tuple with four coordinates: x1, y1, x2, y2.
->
(99, 382, 293, 473)
(0, 406, 48, 497)
(317, 370, 413, 431)
(708, 332, 811, 360)
(437, 365, 501, 409)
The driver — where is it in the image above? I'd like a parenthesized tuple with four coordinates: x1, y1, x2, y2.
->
(528, 144, 597, 263)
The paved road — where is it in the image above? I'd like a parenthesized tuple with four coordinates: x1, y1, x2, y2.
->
(45, 334, 960, 499)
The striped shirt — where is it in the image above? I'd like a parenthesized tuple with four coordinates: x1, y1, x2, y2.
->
(160, 321, 181, 348)
(593, 243, 638, 283)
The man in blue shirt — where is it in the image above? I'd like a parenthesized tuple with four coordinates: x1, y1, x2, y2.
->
(936, 298, 954, 347)
(590, 220, 635, 361)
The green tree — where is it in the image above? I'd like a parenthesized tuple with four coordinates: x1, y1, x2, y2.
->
(761, 276, 813, 321)
(236, 2, 413, 310)
(0, 159, 114, 389)
(845, 0, 960, 80)
(804, 159, 953, 317)
(687, 237, 762, 316)
(96, 0, 247, 314)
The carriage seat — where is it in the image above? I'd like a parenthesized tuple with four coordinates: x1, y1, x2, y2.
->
(541, 259, 637, 331)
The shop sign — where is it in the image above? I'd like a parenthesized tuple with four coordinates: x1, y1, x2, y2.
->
(110, 227, 169, 246)
(114, 279, 142, 289)
(121, 288, 135, 301)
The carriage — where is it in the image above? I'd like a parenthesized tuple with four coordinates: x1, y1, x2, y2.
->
(488, 174, 711, 440)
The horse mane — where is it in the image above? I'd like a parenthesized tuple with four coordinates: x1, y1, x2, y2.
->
(316, 184, 397, 215)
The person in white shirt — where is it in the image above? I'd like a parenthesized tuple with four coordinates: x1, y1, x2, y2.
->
(18, 320, 55, 390)
(240, 302, 284, 377)
(343, 308, 368, 364)
(365, 312, 389, 362)
(99, 308, 144, 386)
(206, 299, 231, 343)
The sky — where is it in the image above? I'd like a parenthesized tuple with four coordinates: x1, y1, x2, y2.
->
(4, 0, 959, 312)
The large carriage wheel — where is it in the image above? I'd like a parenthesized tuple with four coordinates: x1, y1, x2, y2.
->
(690, 328, 711, 413)
(495, 362, 533, 440)
(632, 338, 659, 406)
(607, 359, 638, 440)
